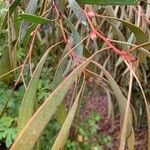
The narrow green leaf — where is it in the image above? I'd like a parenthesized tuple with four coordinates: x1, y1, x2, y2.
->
(97, 15, 148, 44)
(52, 78, 85, 150)
(101, 15, 148, 64)
(17, 41, 63, 134)
(22, 24, 37, 48)
(52, 17, 84, 89)
(8, 0, 21, 14)
(0, 48, 11, 81)
(77, 0, 138, 5)
(64, 16, 84, 57)
(18, 14, 50, 25)
(19, 0, 38, 43)
(124, 59, 150, 149)
(131, 68, 150, 150)
(0, 0, 21, 29)
(13, 9, 20, 37)
(53, 103, 67, 125)
(91, 60, 133, 138)
(53, 17, 83, 123)
(10, 49, 105, 150)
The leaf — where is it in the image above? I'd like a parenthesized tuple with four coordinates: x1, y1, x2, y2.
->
(19, 0, 39, 43)
(18, 14, 50, 25)
(52, 53, 69, 125)
(0, 48, 12, 82)
(17, 41, 63, 134)
(0, 116, 13, 128)
(53, 103, 67, 125)
(134, 85, 150, 150)
(52, 77, 85, 150)
(21, 24, 36, 48)
(68, 0, 87, 25)
(52, 55, 71, 102)
(97, 15, 148, 44)
(52, 18, 84, 88)
(129, 42, 150, 56)
(52, 19, 84, 123)
(0, 0, 21, 29)
(125, 43, 150, 149)
(10, 48, 103, 150)
(119, 62, 134, 149)
(127, 128, 135, 150)
(5, 128, 16, 148)
(100, 15, 148, 65)
(77, 0, 138, 5)
(52, 17, 84, 89)
(13, 9, 20, 37)
(91, 60, 133, 138)
(25, 0, 38, 15)
(0, 116, 16, 148)
(64, 16, 84, 58)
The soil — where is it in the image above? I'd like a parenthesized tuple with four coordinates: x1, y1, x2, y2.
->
(65, 85, 147, 150)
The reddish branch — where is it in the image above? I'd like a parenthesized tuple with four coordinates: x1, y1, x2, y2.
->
(14, 26, 40, 90)
(53, 0, 81, 65)
(59, 19, 81, 65)
(14, 2, 136, 91)
(83, 10, 135, 64)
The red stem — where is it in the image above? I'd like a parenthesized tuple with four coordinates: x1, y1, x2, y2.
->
(83, 9, 135, 64)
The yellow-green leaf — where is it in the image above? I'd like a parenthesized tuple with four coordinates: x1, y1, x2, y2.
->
(52, 77, 85, 150)
(10, 47, 99, 150)
(17, 41, 63, 133)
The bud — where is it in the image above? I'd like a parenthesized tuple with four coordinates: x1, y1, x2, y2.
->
(87, 11, 96, 18)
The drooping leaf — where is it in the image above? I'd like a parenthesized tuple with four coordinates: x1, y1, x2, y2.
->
(127, 128, 135, 150)
(0, 0, 21, 29)
(52, 16, 84, 89)
(51, 52, 69, 125)
(0, 48, 12, 82)
(124, 58, 150, 149)
(52, 78, 85, 150)
(18, 14, 50, 25)
(77, 0, 138, 5)
(17, 41, 63, 134)
(91, 60, 133, 139)
(68, 0, 87, 25)
(10, 49, 104, 150)
(100, 15, 148, 66)
(52, 19, 84, 123)
(64, 16, 84, 58)
(97, 15, 148, 44)
(21, 24, 37, 48)
(19, 0, 39, 43)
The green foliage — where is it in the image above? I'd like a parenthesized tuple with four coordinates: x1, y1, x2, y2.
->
(17, 47, 26, 61)
(0, 116, 16, 148)
(65, 112, 112, 150)
(40, 120, 60, 150)
(0, 2, 8, 26)
(0, 82, 11, 112)
(1, 0, 150, 149)
(0, 34, 7, 54)
(18, 14, 51, 25)
(77, 0, 138, 5)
